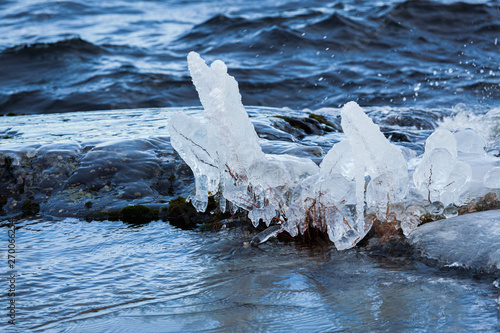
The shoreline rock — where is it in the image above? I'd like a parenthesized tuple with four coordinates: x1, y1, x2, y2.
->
(0, 138, 196, 220)
(409, 209, 500, 275)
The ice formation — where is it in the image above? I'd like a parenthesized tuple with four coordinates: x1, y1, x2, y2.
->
(169, 52, 319, 226)
(284, 102, 409, 249)
(169, 52, 498, 249)
(169, 52, 412, 250)
(413, 129, 472, 206)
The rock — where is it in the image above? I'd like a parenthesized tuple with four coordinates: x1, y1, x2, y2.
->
(21, 200, 40, 217)
(409, 210, 500, 274)
(119, 204, 159, 224)
(0, 138, 196, 219)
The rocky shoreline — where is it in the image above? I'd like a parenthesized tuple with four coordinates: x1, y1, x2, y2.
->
(2, 108, 500, 276)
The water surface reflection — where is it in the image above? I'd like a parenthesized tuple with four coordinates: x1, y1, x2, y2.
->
(4, 218, 499, 332)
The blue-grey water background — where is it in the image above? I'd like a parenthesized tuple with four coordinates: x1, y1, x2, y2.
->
(0, 0, 499, 114)
(1, 0, 500, 331)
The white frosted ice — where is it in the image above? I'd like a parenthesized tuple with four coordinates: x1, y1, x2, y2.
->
(424, 129, 457, 158)
(168, 112, 218, 212)
(324, 102, 410, 247)
(413, 130, 472, 206)
(484, 167, 500, 189)
(170, 52, 319, 228)
(341, 102, 408, 220)
(169, 52, 500, 250)
(454, 128, 486, 154)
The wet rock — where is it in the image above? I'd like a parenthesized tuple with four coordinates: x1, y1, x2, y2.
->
(273, 115, 335, 139)
(382, 109, 439, 130)
(383, 131, 411, 143)
(0, 137, 196, 219)
(21, 200, 40, 217)
(284, 116, 323, 135)
(409, 210, 500, 274)
(253, 121, 296, 142)
(308, 113, 342, 132)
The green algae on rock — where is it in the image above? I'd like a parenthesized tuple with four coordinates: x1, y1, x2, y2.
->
(22, 200, 40, 217)
(120, 204, 159, 224)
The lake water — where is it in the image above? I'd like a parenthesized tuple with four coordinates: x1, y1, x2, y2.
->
(0, 0, 499, 114)
(7, 217, 500, 332)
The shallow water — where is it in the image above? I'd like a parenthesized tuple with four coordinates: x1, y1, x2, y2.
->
(3, 217, 499, 332)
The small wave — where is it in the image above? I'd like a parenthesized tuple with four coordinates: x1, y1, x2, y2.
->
(1, 37, 106, 58)
(176, 12, 327, 52)
(304, 12, 368, 37)
(387, 0, 500, 34)
(460, 81, 500, 99)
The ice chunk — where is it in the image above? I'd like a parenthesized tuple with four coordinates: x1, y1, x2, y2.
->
(171, 53, 416, 250)
(409, 210, 500, 274)
(187, 52, 265, 174)
(429, 201, 444, 215)
(400, 204, 427, 237)
(284, 172, 359, 250)
(484, 167, 500, 189)
(341, 102, 409, 221)
(172, 52, 320, 228)
(443, 205, 458, 218)
(320, 139, 355, 181)
(284, 101, 409, 249)
(401, 215, 420, 237)
(168, 112, 219, 212)
(454, 128, 486, 154)
(424, 129, 457, 158)
(413, 130, 472, 205)
(250, 225, 283, 246)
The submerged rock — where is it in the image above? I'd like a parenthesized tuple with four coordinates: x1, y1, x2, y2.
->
(0, 138, 196, 219)
(409, 210, 500, 274)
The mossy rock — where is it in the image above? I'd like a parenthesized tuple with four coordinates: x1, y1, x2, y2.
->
(165, 196, 233, 230)
(166, 197, 198, 229)
(107, 210, 121, 221)
(93, 211, 120, 222)
(22, 200, 40, 217)
(0, 196, 8, 214)
(308, 113, 334, 128)
(92, 205, 157, 223)
(274, 115, 324, 135)
(274, 115, 291, 122)
(119, 204, 159, 224)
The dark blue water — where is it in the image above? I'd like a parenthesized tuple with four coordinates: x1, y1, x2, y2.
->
(0, 0, 499, 114)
